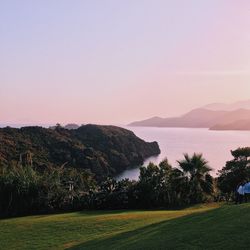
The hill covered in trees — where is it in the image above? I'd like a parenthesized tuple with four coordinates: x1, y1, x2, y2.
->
(0, 125, 160, 178)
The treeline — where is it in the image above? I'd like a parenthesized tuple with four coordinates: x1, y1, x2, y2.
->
(0, 165, 96, 217)
(1, 148, 250, 217)
(88, 155, 214, 210)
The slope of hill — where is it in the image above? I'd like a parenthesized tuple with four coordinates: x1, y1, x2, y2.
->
(130, 116, 165, 127)
(1, 203, 250, 249)
(129, 109, 228, 128)
(129, 108, 250, 130)
(214, 109, 250, 126)
(0, 125, 160, 178)
(210, 119, 250, 130)
(203, 99, 250, 111)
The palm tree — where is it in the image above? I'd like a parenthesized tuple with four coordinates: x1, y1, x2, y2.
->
(177, 153, 213, 203)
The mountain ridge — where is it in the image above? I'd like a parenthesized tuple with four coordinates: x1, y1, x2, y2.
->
(202, 99, 250, 111)
(129, 100, 250, 130)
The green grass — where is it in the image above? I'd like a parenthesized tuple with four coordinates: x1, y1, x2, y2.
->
(1, 203, 250, 250)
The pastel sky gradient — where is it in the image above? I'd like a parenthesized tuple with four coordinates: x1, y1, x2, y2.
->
(1, 0, 250, 125)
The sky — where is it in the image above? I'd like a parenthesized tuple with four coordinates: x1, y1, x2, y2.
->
(0, 0, 250, 125)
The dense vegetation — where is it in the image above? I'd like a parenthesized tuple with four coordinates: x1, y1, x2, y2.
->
(0, 125, 160, 179)
(89, 154, 214, 210)
(1, 203, 250, 249)
(218, 147, 250, 199)
(0, 164, 96, 217)
(1, 146, 249, 217)
(0, 153, 215, 216)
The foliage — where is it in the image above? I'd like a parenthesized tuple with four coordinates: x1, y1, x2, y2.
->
(0, 163, 96, 217)
(6, 145, 250, 216)
(177, 153, 213, 203)
(87, 178, 137, 209)
(0, 125, 160, 179)
(218, 147, 250, 198)
(88, 155, 214, 209)
(0, 153, 216, 216)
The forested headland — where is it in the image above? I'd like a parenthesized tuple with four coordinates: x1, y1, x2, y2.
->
(0, 124, 160, 179)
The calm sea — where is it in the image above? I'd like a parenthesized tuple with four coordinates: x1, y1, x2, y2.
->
(117, 127, 250, 180)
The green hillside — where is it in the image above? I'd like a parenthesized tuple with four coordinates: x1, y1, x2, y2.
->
(0, 125, 160, 178)
(1, 203, 250, 250)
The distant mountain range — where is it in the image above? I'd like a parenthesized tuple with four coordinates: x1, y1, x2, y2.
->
(129, 100, 250, 130)
(202, 100, 250, 111)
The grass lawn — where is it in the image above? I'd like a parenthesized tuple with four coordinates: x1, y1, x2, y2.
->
(0, 203, 250, 250)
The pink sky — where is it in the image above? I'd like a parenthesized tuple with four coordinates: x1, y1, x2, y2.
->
(0, 0, 249, 125)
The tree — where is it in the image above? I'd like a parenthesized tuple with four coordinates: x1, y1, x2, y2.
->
(177, 153, 213, 203)
(137, 162, 162, 207)
(0, 163, 96, 216)
(88, 177, 136, 209)
(218, 147, 250, 198)
(137, 159, 188, 207)
(0, 163, 41, 216)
